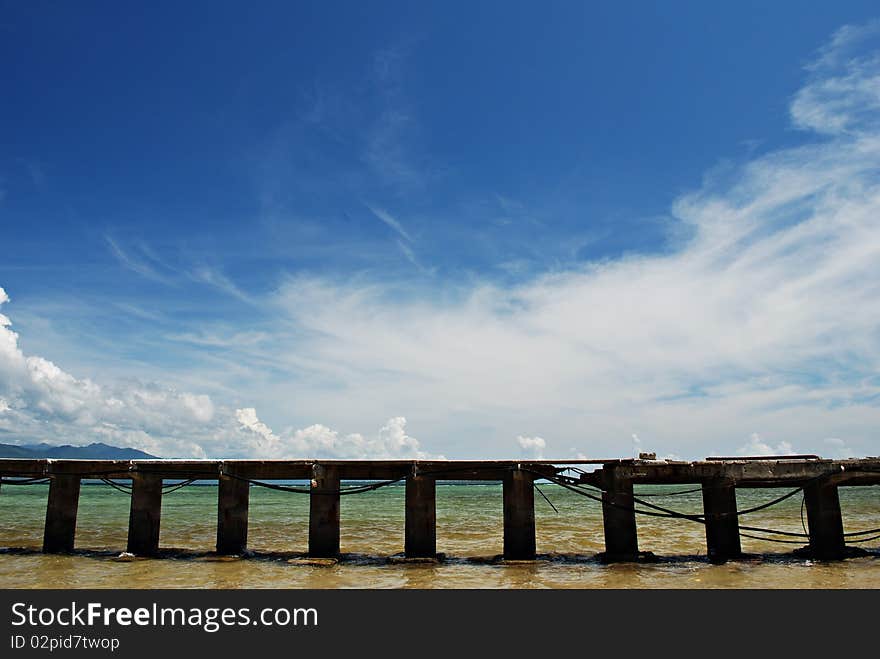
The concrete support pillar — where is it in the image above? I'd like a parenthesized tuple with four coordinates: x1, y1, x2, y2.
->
(601, 470, 639, 561)
(43, 475, 81, 553)
(405, 473, 436, 558)
(309, 465, 340, 557)
(804, 479, 846, 560)
(503, 469, 536, 560)
(216, 474, 250, 555)
(701, 479, 741, 562)
(127, 473, 163, 556)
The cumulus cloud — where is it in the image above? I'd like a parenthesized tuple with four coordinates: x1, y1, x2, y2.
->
(0, 288, 433, 459)
(517, 435, 546, 459)
(737, 433, 796, 457)
(0, 291, 209, 457)
(233, 408, 430, 459)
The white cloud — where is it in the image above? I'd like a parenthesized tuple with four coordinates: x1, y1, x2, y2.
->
(737, 433, 796, 457)
(188, 266, 252, 303)
(0, 290, 433, 459)
(517, 435, 546, 458)
(104, 236, 176, 285)
(631, 433, 642, 455)
(792, 21, 880, 135)
(256, 26, 880, 459)
(365, 203, 413, 242)
(235, 408, 430, 459)
(0, 294, 213, 457)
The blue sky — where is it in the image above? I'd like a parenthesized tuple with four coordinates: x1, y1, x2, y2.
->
(2, 2, 880, 459)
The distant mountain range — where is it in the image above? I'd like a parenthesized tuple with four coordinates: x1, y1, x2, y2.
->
(0, 442, 159, 460)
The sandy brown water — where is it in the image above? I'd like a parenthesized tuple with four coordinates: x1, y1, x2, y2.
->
(1, 482, 878, 588)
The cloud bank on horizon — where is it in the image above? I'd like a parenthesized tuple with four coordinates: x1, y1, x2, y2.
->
(1, 286, 431, 458)
(2, 23, 880, 459)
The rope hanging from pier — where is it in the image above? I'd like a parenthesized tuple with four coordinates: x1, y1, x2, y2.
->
(528, 469, 821, 545)
(220, 470, 409, 496)
(630, 487, 703, 497)
(217, 463, 530, 496)
(0, 477, 50, 485)
(845, 532, 880, 543)
(98, 478, 200, 496)
(562, 471, 705, 499)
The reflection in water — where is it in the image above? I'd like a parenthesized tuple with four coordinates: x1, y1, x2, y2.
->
(1, 483, 877, 588)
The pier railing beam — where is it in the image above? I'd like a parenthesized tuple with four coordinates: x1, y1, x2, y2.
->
(804, 479, 846, 560)
(503, 469, 536, 560)
(127, 473, 163, 556)
(701, 478, 741, 563)
(309, 465, 340, 557)
(217, 474, 250, 555)
(601, 469, 639, 562)
(405, 472, 436, 558)
(43, 474, 81, 553)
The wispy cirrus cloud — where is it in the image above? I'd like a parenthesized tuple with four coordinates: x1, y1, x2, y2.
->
(361, 43, 431, 193)
(365, 203, 413, 242)
(363, 202, 432, 272)
(791, 20, 880, 135)
(105, 236, 254, 303)
(188, 265, 253, 304)
(105, 236, 177, 285)
(255, 24, 880, 459)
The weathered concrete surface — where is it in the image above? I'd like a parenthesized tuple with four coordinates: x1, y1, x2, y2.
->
(503, 469, 536, 560)
(701, 479, 741, 562)
(43, 474, 81, 553)
(804, 479, 846, 560)
(127, 473, 163, 556)
(405, 473, 436, 558)
(216, 474, 250, 555)
(582, 458, 880, 487)
(309, 465, 340, 557)
(600, 468, 639, 562)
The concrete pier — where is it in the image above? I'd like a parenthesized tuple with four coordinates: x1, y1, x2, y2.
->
(42, 475, 81, 553)
(405, 472, 436, 558)
(600, 469, 639, 561)
(804, 479, 846, 560)
(217, 474, 250, 555)
(503, 469, 536, 560)
(701, 479, 741, 562)
(309, 465, 340, 557)
(127, 473, 163, 556)
(2, 457, 879, 563)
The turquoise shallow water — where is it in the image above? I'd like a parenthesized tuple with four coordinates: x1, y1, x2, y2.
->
(1, 482, 878, 588)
